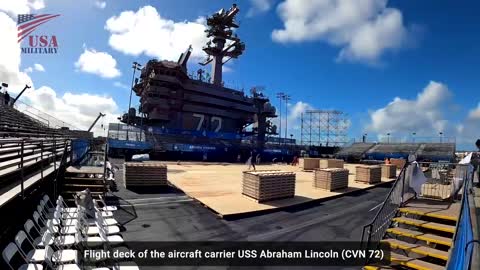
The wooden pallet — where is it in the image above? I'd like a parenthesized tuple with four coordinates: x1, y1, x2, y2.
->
(355, 165, 381, 184)
(381, 164, 396, 178)
(124, 162, 168, 188)
(242, 171, 296, 202)
(301, 158, 321, 170)
(313, 168, 349, 191)
(319, 159, 344, 169)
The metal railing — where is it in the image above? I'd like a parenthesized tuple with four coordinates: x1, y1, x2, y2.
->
(375, 135, 456, 144)
(53, 140, 71, 199)
(446, 162, 477, 270)
(360, 163, 413, 250)
(13, 99, 78, 130)
(103, 142, 108, 197)
(0, 138, 69, 200)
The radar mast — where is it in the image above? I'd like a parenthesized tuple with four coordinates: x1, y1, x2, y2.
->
(200, 4, 245, 86)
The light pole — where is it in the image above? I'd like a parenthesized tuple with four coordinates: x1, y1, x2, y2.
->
(127, 61, 142, 140)
(412, 132, 416, 143)
(439, 132, 443, 143)
(276, 92, 285, 143)
(283, 94, 291, 146)
(290, 134, 294, 152)
(387, 133, 391, 143)
(363, 133, 367, 143)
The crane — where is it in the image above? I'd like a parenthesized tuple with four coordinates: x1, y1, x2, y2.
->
(11, 84, 31, 106)
(88, 112, 106, 132)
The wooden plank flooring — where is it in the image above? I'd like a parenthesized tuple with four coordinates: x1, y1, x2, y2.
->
(166, 163, 396, 217)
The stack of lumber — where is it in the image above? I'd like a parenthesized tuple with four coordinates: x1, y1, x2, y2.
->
(313, 168, 349, 191)
(390, 158, 406, 169)
(242, 170, 295, 202)
(356, 165, 381, 184)
(124, 162, 168, 188)
(381, 164, 397, 178)
(302, 158, 321, 170)
(319, 159, 344, 169)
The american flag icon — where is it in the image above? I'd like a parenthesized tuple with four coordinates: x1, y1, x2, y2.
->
(17, 14, 60, 43)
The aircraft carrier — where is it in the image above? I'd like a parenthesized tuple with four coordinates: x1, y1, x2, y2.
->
(0, 4, 478, 270)
(111, 4, 317, 161)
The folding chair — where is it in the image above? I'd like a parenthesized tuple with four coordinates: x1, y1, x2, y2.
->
(24, 220, 47, 247)
(93, 200, 114, 217)
(42, 231, 76, 248)
(42, 194, 56, 210)
(94, 208, 118, 226)
(112, 261, 140, 270)
(14, 230, 46, 263)
(44, 245, 78, 267)
(2, 242, 43, 270)
(98, 195, 118, 211)
(57, 195, 78, 213)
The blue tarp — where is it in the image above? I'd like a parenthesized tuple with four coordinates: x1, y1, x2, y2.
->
(71, 139, 89, 163)
(446, 186, 474, 270)
(108, 138, 153, 150)
(148, 126, 241, 140)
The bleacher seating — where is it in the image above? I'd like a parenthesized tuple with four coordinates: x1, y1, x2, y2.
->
(366, 143, 420, 160)
(416, 143, 456, 161)
(0, 104, 92, 139)
(335, 142, 376, 161)
(336, 142, 456, 162)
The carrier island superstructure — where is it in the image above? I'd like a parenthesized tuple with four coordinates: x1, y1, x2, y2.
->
(113, 4, 284, 160)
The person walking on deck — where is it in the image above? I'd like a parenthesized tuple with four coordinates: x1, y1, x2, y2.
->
(246, 152, 256, 170)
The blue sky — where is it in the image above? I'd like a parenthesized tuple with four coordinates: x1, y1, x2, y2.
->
(0, 0, 479, 150)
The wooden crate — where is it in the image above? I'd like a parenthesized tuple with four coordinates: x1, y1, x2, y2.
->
(319, 159, 344, 169)
(313, 168, 349, 191)
(355, 165, 381, 184)
(302, 158, 321, 170)
(124, 162, 168, 188)
(390, 158, 406, 169)
(242, 171, 295, 202)
(381, 164, 397, 178)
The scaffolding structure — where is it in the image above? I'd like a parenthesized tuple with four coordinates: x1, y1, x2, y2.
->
(300, 110, 349, 146)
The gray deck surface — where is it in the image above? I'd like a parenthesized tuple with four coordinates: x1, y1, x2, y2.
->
(106, 159, 392, 270)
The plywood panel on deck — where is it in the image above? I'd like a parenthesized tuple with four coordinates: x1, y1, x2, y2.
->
(166, 163, 396, 217)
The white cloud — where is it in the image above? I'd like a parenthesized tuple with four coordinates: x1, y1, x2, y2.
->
(0, 12, 119, 137)
(75, 47, 121, 78)
(366, 81, 452, 136)
(288, 101, 313, 123)
(0, 0, 45, 17)
(34, 63, 45, 71)
(272, 0, 412, 64)
(94, 0, 106, 9)
(105, 6, 208, 61)
(222, 65, 233, 73)
(468, 104, 480, 120)
(20, 86, 119, 136)
(113, 81, 129, 89)
(0, 12, 33, 92)
(275, 101, 314, 138)
(456, 103, 480, 148)
(247, 0, 274, 17)
(23, 63, 45, 73)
